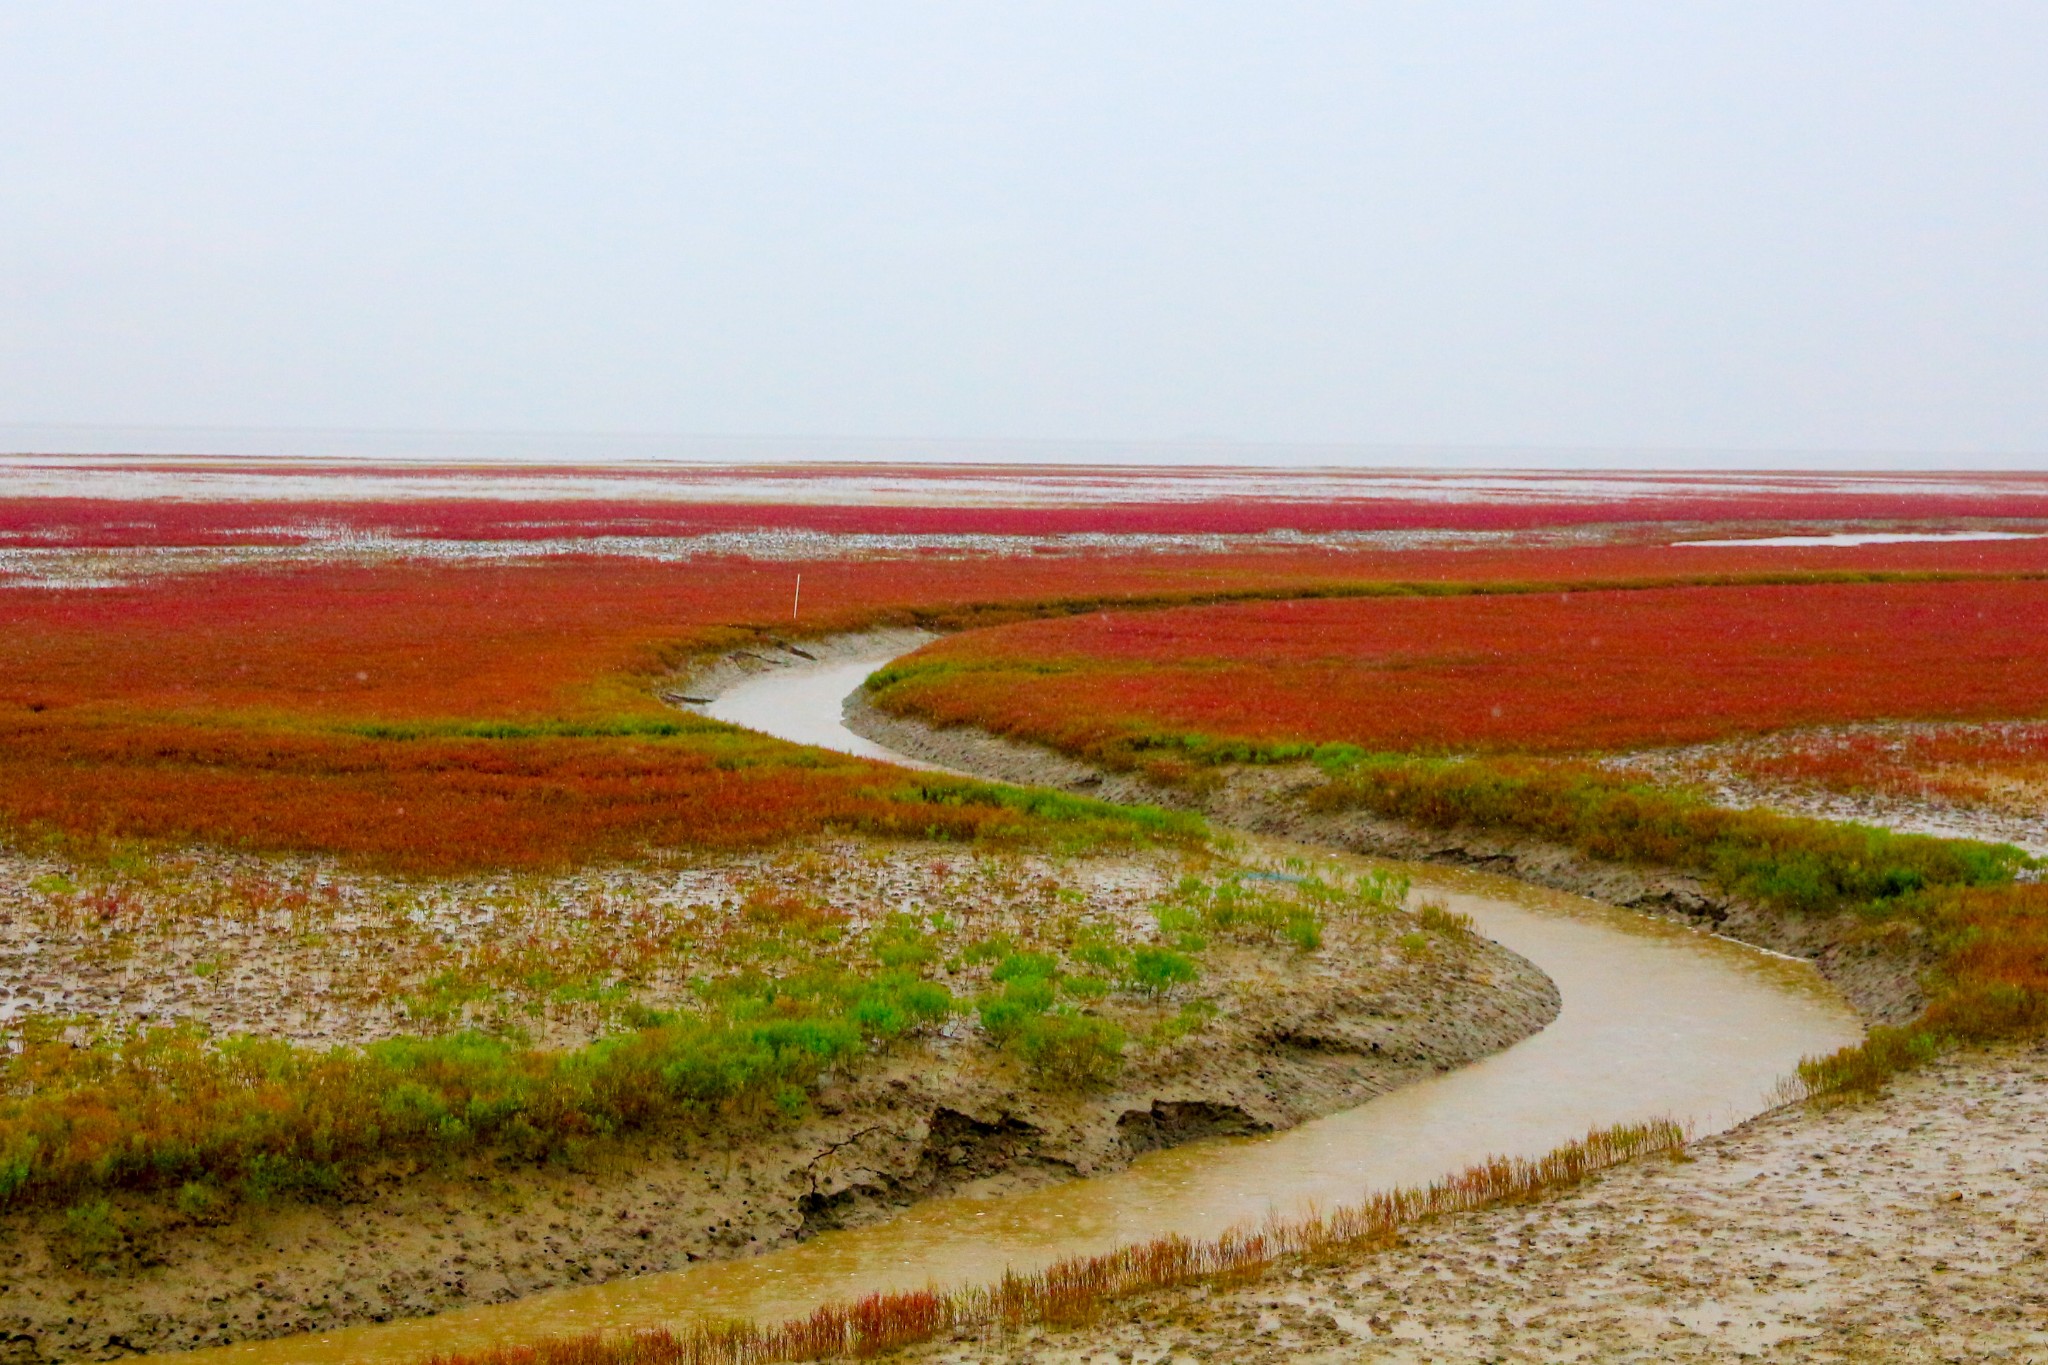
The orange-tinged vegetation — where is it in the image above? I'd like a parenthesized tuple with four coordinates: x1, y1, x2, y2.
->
(0, 715, 1104, 869)
(9, 544, 2048, 870)
(1713, 722, 2048, 814)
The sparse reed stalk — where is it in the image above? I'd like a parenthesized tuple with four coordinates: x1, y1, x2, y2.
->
(419, 1119, 1683, 1365)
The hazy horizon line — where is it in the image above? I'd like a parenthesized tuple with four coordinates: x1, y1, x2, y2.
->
(4, 423, 2045, 472)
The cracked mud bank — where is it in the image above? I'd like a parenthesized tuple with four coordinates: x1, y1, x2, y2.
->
(0, 839, 1555, 1360)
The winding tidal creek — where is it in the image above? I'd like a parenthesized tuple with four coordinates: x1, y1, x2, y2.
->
(141, 652, 1860, 1365)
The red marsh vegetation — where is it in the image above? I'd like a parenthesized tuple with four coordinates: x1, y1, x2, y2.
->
(7, 537, 2048, 870)
(868, 578, 2048, 761)
(1710, 723, 2048, 812)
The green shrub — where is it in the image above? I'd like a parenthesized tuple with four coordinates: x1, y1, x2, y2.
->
(990, 951, 1060, 984)
(174, 1180, 228, 1223)
(976, 977, 1058, 1043)
(960, 935, 1015, 966)
(1284, 913, 1322, 952)
(1071, 938, 1129, 973)
(871, 917, 939, 969)
(1014, 1011, 1125, 1089)
(1060, 974, 1111, 1001)
(1125, 947, 1199, 995)
(1149, 998, 1219, 1045)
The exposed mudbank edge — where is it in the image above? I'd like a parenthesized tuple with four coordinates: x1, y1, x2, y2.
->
(5, 923, 1557, 1363)
(845, 694, 1921, 1029)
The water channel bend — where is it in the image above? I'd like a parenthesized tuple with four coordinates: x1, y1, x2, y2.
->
(153, 651, 1861, 1365)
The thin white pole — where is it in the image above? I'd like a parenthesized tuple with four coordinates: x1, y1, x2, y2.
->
(793, 573, 802, 621)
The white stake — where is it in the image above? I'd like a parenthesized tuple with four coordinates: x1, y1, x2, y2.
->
(793, 572, 802, 620)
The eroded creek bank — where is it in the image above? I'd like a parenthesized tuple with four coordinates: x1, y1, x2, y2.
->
(4, 944, 1551, 1362)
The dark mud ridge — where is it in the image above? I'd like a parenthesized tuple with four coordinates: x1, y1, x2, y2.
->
(847, 695, 1926, 1029)
(0, 884, 1554, 1360)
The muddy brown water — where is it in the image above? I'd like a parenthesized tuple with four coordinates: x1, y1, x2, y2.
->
(140, 655, 1860, 1365)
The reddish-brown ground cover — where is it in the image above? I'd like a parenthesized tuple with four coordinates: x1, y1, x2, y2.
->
(9, 531, 2048, 869)
(1717, 724, 2048, 811)
(0, 717, 1009, 869)
(871, 578, 2048, 760)
(13, 540, 2048, 722)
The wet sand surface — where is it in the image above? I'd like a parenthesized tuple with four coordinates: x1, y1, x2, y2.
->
(903, 1039, 2048, 1364)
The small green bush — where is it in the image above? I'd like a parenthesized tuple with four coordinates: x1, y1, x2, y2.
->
(174, 1180, 228, 1223)
(1071, 939, 1129, 973)
(1014, 1011, 1125, 1089)
(1149, 998, 1219, 1045)
(1284, 913, 1322, 952)
(1125, 947, 1199, 995)
(1060, 974, 1111, 1001)
(977, 978, 1058, 1044)
(961, 936, 1015, 966)
(990, 951, 1060, 984)
(871, 916, 939, 969)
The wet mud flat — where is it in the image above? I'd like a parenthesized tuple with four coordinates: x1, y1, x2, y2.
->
(1599, 720, 2048, 859)
(0, 852, 1554, 1360)
(900, 1037, 2048, 1364)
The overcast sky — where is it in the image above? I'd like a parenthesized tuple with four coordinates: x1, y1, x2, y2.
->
(2, 4, 2044, 465)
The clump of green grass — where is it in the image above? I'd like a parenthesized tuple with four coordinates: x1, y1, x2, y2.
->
(1147, 998, 1219, 1045)
(57, 1197, 133, 1274)
(1417, 901, 1475, 941)
(1012, 1013, 1127, 1089)
(1153, 874, 1335, 954)
(1125, 946, 1199, 995)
